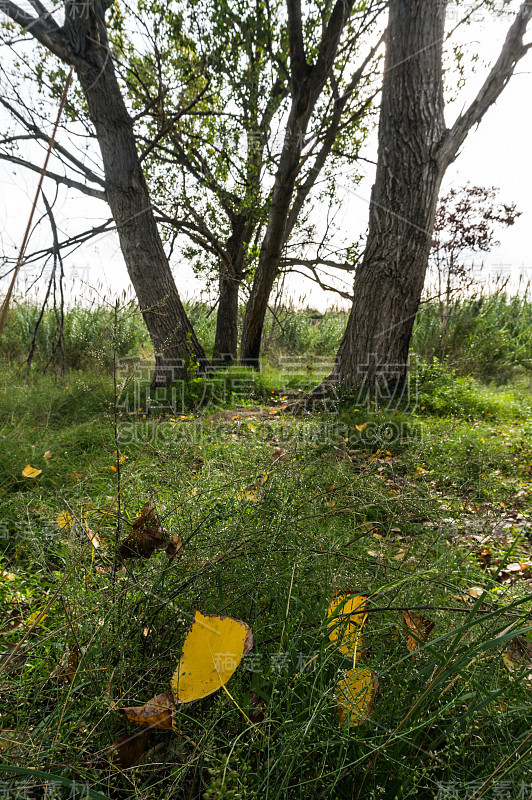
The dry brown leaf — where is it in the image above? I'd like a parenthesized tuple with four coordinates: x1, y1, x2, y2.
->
(109, 732, 149, 768)
(51, 647, 80, 683)
(403, 611, 435, 653)
(117, 691, 175, 730)
(271, 447, 287, 461)
(119, 500, 168, 559)
(249, 691, 266, 723)
(505, 562, 532, 574)
(166, 532, 185, 559)
(502, 635, 532, 681)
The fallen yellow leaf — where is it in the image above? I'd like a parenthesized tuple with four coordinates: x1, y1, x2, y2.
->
(337, 667, 377, 727)
(22, 464, 42, 479)
(327, 594, 368, 657)
(56, 511, 72, 529)
(171, 610, 253, 703)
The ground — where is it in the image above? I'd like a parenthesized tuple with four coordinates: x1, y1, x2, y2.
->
(1, 368, 532, 799)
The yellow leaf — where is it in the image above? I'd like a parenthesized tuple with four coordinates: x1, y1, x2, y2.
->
(237, 490, 259, 503)
(56, 511, 72, 529)
(22, 464, 42, 479)
(171, 610, 253, 703)
(24, 606, 47, 628)
(327, 594, 368, 656)
(355, 423, 368, 432)
(337, 667, 377, 727)
(1, 572, 16, 582)
(414, 467, 426, 476)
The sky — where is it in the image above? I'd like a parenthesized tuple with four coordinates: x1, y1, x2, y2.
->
(0, 0, 531, 311)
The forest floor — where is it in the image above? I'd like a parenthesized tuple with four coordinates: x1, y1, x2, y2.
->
(1, 365, 532, 799)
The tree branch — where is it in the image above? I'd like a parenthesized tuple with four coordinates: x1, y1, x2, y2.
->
(0, 152, 107, 200)
(441, 0, 532, 166)
(286, 0, 307, 79)
(285, 265, 353, 300)
(1, 1, 73, 63)
(311, 0, 357, 91)
(27, 0, 60, 29)
(0, 96, 107, 188)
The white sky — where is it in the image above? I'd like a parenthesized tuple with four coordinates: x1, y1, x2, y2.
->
(1, 0, 531, 311)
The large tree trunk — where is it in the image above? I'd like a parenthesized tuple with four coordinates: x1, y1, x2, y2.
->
(334, 0, 447, 397)
(71, 7, 207, 383)
(332, 0, 532, 401)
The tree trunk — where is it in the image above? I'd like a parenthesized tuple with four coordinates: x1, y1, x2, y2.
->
(212, 218, 249, 363)
(213, 268, 239, 364)
(240, 0, 359, 367)
(331, 0, 532, 402)
(333, 0, 447, 399)
(240, 119, 309, 367)
(72, 15, 206, 383)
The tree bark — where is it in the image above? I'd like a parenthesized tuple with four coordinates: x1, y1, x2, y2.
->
(214, 269, 240, 363)
(213, 217, 252, 362)
(332, 0, 532, 400)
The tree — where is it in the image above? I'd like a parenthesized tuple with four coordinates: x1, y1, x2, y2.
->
(430, 185, 520, 321)
(239, 0, 384, 366)
(117, 0, 383, 364)
(328, 0, 531, 399)
(0, 0, 207, 382)
(1, 0, 383, 370)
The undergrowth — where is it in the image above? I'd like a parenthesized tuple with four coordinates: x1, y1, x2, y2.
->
(1, 363, 532, 800)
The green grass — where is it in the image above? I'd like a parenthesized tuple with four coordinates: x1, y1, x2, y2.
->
(1, 363, 532, 799)
(3, 289, 532, 387)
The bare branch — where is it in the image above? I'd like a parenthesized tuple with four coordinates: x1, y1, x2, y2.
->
(282, 256, 353, 271)
(0, 152, 107, 200)
(0, 96, 106, 188)
(441, 0, 532, 166)
(286, 265, 353, 300)
(5, 218, 115, 270)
